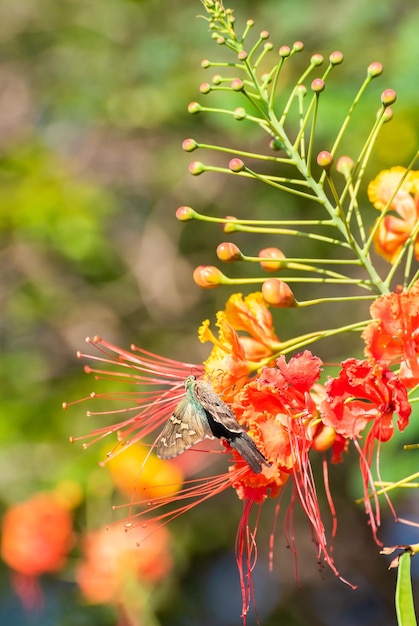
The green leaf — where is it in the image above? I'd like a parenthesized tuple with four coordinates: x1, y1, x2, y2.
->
(396, 551, 417, 626)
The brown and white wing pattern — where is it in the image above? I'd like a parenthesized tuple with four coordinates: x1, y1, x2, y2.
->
(156, 376, 269, 474)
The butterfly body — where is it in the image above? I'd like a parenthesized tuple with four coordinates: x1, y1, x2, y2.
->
(156, 376, 269, 474)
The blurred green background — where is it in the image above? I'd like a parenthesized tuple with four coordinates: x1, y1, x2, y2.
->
(0, 0, 418, 624)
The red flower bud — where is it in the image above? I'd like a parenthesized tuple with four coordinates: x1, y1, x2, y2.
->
(317, 150, 333, 171)
(193, 265, 224, 288)
(262, 279, 295, 307)
(217, 242, 242, 262)
(229, 158, 245, 172)
(176, 206, 196, 221)
(258, 247, 285, 272)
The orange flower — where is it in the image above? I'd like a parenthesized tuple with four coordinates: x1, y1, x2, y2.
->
(77, 522, 172, 605)
(368, 166, 419, 263)
(1, 493, 73, 577)
(199, 292, 281, 397)
(1, 492, 74, 609)
(362, 281, 419, 388)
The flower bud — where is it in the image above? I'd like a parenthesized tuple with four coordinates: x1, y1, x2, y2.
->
(189, 161, 206, 176)
(293, 41, 304, 52)
(229, 158, 245, 172)
(182, 138, 198, 152)
(234, 107, 247, 120)
(262, 279, 295, 307)
(279, 45, 291, 58)
(311, 78, 325, 93)
(212, 74, 222, 85)
(200, 82, 212, 94)
(381, 88, 397, 107)
(217, 242, 242, 262)
(237, 50, 248, 61)
(201, 59, 210, 69)
(188, 102, 202, 114)
(193, 265, 224, 288)
(382, 106, 393, 122)
(336, 156, 354, 177)
(367, 61, 383, 78)
(260, 30, 269, 40)
(311, 53, 324, 66)
(317, 150, 333, 171)
(329, 51, 343, 65)
(258, 247, 285, 272)
(231, 78, 244, 91)
(222, 216, 238, 233)
(270, 137, 285, 151)
(176, 206, 197, 221)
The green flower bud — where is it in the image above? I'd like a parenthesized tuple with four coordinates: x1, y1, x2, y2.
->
(182, 138, 198, 152)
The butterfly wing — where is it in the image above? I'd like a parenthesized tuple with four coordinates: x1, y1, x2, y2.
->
(193, 379, 269, 474)
(193, 380, 243, 433)
(156, 393, 214, 460)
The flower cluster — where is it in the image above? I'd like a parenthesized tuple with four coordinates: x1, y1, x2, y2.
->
(69, 278, 418, 621)
(65, 2, 419, 623)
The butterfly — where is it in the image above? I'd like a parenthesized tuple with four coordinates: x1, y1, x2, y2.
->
(156, 375, 269, 474)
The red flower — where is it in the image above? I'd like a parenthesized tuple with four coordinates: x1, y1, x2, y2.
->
(320, 358, 411, 541)
(362, 281, 419, 388)
(71, 318, 357, 622)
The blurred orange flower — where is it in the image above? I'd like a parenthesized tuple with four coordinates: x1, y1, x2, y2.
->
(76, 522, 172, 605)
(1, 491, 74, 609)
(368, 166, 419, 263)
(107, 443, 184, 500)
(1, 492, 74, 577)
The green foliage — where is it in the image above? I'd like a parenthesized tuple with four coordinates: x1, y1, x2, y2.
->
(396, 552, 417, 626)
(0, 0, 418, 625)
